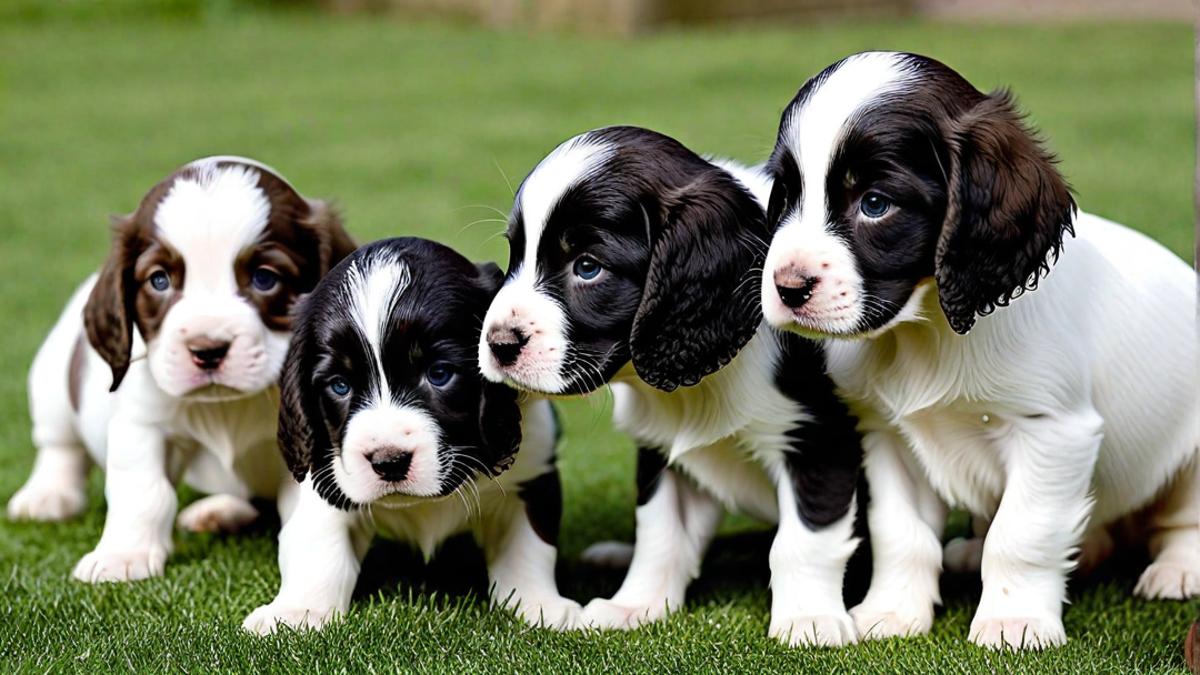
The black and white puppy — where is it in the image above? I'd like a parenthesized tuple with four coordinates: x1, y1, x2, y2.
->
(761, 51, 1199, 650)
(8, 156, 356, 582)
(479, 126, 866, 647)
(244, 237, 580, 633)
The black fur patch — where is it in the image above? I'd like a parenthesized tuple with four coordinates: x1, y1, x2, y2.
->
(635, 445, 668, 507)
(518, 467, 563, 547)
(772, 332, 864, 528)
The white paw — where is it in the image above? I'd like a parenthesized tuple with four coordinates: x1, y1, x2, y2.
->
(72, 545, 169, 583)
(580, 541, 635, 570)
(943, 536, 984, 575)
(1135, 561, 1200, 600)
(511, 597, 585, 630)
(7, 482, 87, 522)
(969, 614, 1066, 650)
(242, 603, 340, 635)
(769, 611, 858, 647)
(850, 604, 933, 640)
(581, 597, 670, 630)
(177, 494, 259, 534)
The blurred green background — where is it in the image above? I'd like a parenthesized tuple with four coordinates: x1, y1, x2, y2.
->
(0, 3, 1195, 673)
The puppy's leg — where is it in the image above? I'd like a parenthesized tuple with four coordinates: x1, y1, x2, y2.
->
(969, 410, 1103, 651)
(483, 467, 582, 630)
(768, 487, 859, 647)
(582, 449, 722, 630)
(243, 479, 370, 634)
(9, 339, 91, 522)
(851, 431, 945, 640)
(1135, 456, 1200, 600)
(8, 444, 91, 522)
(72, 418, 177, 583)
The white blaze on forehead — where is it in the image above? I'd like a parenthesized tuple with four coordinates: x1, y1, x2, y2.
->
(344, 253, 411, 405)
(783, 51, 914, 225)
(514, 136, 615, 283)
(154, 163, 272, 295)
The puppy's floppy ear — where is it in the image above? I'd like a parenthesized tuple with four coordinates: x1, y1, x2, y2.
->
(474, 261, 505, 296)
(83, 214, 142, 392)
(277, 308, 325, 482)
(630, 169, 768, 392)
(304, 200, 358, 275)
(936, 90, 1076, 334)
(479, 381, 522, 475)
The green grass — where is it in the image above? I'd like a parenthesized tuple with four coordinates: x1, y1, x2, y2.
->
(0, 12, 1195, 674)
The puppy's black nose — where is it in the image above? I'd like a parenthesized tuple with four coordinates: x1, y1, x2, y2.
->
(775, 270, 819, 310)
(488, 326, 529, 367)
(189, 340, 230, 371)
(369, 450, 413, 483)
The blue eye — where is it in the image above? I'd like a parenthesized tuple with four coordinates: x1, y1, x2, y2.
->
(149, 270, 170, 292)
(328, 377, 351, 397)
(426, 362, 454, 387)
(860, 192, 891, 219)
(251, 267, 279, 292)
(573, 257, 602, 281)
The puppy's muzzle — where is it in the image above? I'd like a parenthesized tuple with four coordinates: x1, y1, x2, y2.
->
(487, 326, 529, 367)
(774, 267, 818, 310)
(367, 447, 414, 483)
(187, 337, 231, 371)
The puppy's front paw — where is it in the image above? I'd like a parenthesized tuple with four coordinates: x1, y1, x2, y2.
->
(7, 482, 87, 522)
(242, 603, 340, 635)
(177, 494, 259, 534)
(512, 597, 585, 631)
(72, 546, 168, 583)
(969, 615, 1066, 651)
(770, 612, 858, 648)
(581, 598, 669, 630)
(1135, 561, 1200, 600)
(850, 603, 933, 641)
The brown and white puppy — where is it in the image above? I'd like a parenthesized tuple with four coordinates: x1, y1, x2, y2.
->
(7, 156, 356, 583)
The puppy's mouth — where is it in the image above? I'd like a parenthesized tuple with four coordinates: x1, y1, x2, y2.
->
(488, 348, 619, 398)
(178, 382, 259, 403)
(373, 492, 453, 509)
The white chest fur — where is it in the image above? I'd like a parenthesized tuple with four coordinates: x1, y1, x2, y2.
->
(609, 324, 810, 523)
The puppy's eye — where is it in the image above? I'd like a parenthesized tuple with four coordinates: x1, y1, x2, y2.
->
(148, 270, 170, 292)
(328, 376, 351, 397)
(426, 362, 454, 387)
(573, 256, 603, 281)
(860, 192, 891, 219)
(251, 267, 279, 292)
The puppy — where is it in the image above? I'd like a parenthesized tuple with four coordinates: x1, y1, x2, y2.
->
(8, 156, 356, 582)
(243, 237, 580, 633)
(479, 126, 866, 647)
(760, 51, 1199, 649)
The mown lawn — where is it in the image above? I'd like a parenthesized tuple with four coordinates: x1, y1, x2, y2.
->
(0, 12, 1195, 674)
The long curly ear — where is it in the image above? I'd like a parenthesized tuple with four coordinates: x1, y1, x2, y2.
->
(474, 261, 504, 295)
(630, 169, 769, 392)
(83, 215, 141, 391)
(277, 311, 324, 482)
(936, 90, 1076, 334)
(305, 199, 358, 275)
(480, 381, 522, 475)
